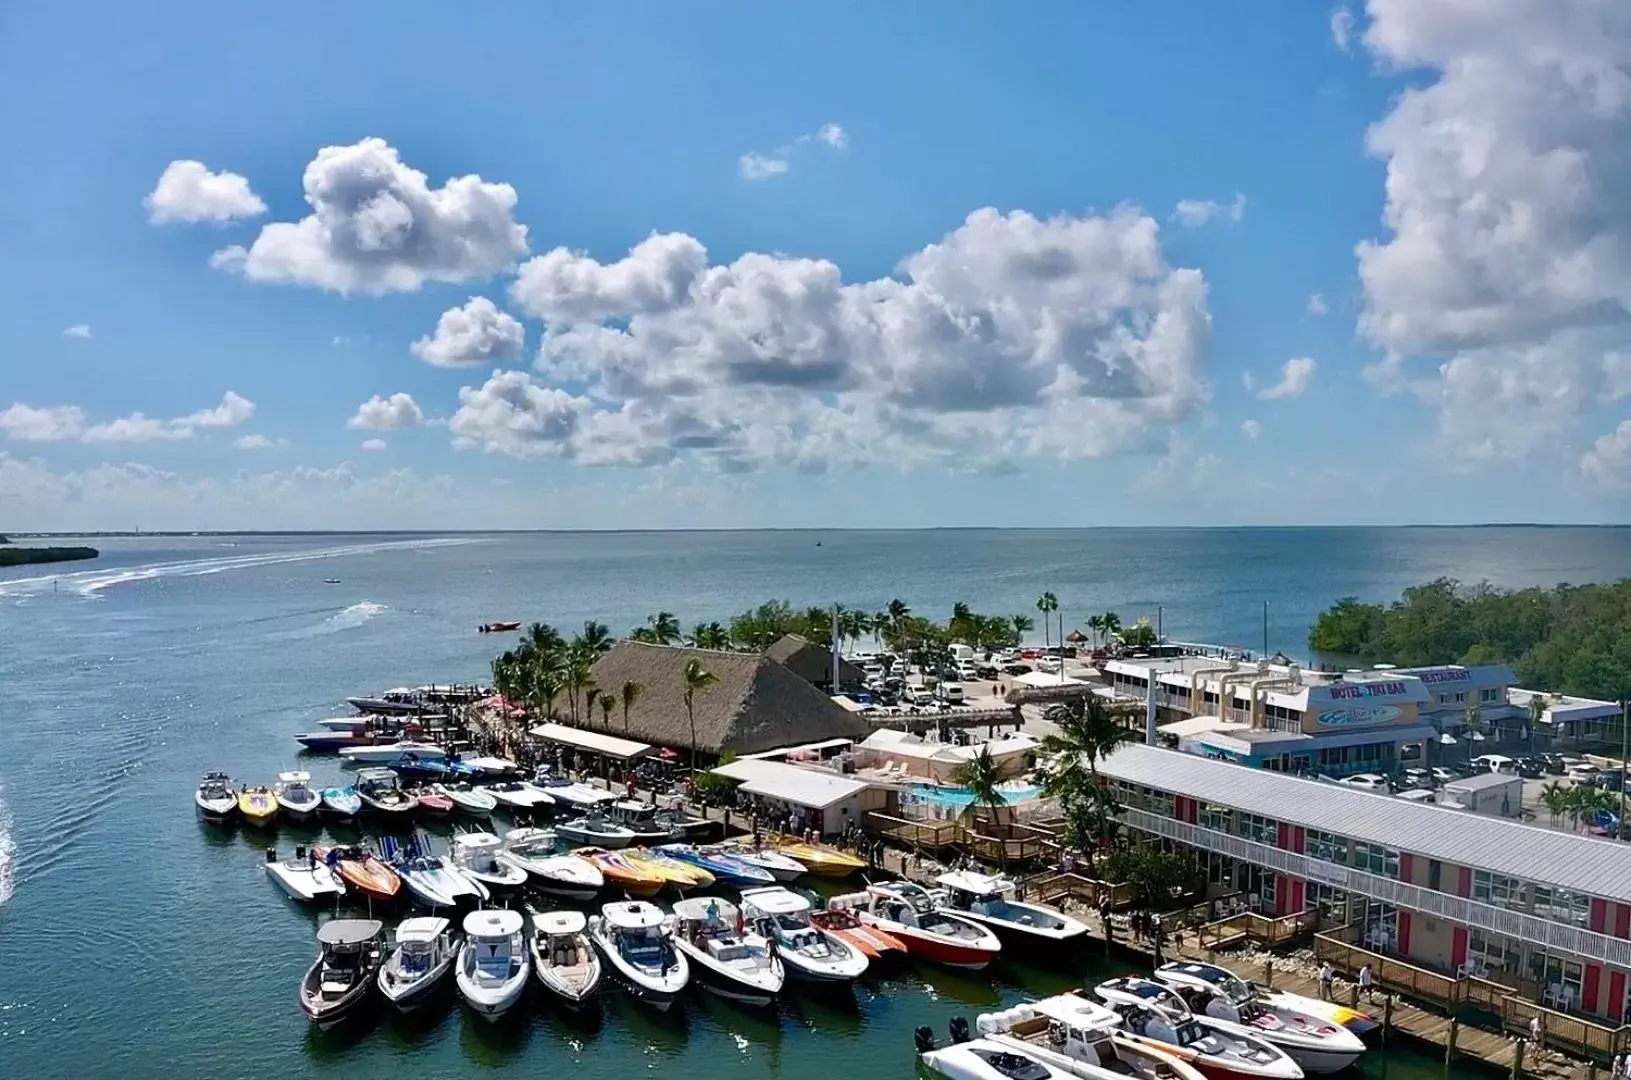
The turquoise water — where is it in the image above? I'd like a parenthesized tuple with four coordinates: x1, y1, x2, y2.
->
(906, 783, 1044, 810)
(2, 527, 1628, 1079)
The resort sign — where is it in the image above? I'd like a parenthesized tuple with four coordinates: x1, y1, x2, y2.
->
(1327, 680, 1408, 700)
(1316, 705, 1401, 727)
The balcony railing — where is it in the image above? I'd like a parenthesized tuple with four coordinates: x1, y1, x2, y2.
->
(1119, 808, 1631, 969)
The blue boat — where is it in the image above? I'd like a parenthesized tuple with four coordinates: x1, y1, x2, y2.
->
(386, 753, 474, 782)
(656, 843, 775, 887)
(321, 786, 363, 817)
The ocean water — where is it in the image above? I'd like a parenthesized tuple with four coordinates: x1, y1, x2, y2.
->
(1, 527, 1627, 1079)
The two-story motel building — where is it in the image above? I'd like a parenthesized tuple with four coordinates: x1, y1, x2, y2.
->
(1100, 743, 1631, 1022)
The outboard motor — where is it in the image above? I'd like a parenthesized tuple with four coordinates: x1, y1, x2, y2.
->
(949, 1016, 971, 1044)
(914, 1026, 936, 1053)
(264, 847, 277, 863)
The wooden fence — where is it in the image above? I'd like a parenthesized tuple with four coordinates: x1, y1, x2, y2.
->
(1026, 871, 1136, 909)
(1195, 910, 1317, 949)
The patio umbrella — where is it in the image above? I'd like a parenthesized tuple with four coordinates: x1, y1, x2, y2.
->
(1438, 733, 1459, 745)
(1065, 629, 1089, 643)
(1468, 731, 1486, 741)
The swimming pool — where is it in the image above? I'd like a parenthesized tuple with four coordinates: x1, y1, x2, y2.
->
(904, 781, 1042, 810)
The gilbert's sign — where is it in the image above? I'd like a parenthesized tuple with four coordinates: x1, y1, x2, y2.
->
(1317, 705, 1401, 727)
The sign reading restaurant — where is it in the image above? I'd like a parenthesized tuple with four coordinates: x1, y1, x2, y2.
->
(1416, 668, 1472, 684)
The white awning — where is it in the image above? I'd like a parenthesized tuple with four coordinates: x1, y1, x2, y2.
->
(529, 721, 652, 760)
(711, 758, 873, 810)
(1158, 716, 1245, 738)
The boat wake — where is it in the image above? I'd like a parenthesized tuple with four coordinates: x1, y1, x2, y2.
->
(0, 537, 479, 598)
(284, 600, 389, 638)
(0, 786, 12, 906)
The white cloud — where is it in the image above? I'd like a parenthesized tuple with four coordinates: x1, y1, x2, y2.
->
(1580, 421, 1631, 490)
(1171, 193, 1247, 228)
(360, 438, 388, 452)
(1306, 293, 1328, 317)
(410, 296, 526, 367)
(1355, 0, 1631, 463)
(173, 391, 255, 431)
(348, 392, 423, 430)
(0, 404, 86, 442)
(739, 122, 848, 180)
(1257, 357, 1317, 400)
(63, 324, 92, 340)
(1241, 418, 1263, 440)
(83, 414, 187, 444)
(212, 137, 527, 294)
(738, 153, 791, 181)
(145, 160, 267, 224)
(816, 123, 848, 150)
(490, 205, 1211, 472)
(1330, 8, 1354, 52)
(0, 393, 252, 444)
(234, 434, 280, 450)
(1241, 371, 1256, 393)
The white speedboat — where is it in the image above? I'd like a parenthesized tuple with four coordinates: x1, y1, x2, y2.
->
(318, 716, 375, 732)
(500, 827, 603, 900)
(299, 919, 383, 1028)
(608, 799, 682, 844)
(385, 836, 489, 909)
(830, 882, 1001, 970)
(554, 813, 636, 849)
(264, 846, 347, 902)
(1093, 977, 1302, 1080)
(528, 908, 602, 1010)
(717, 840, 807, 881)
(456, 909, 530, 1021)
(355, 768, 417, 816)
(1155, 963, 1365, 1074)
(274, 770, 322, 818)
(462, 755, 520, 778)
(535, 775, 620, 811)
(341, 740, 448, 765)
(740, 886, 868, 983)
(670, 897, 784, 1007)
(935, 870, 1090, 946)
(450, 832, 529, 893)
(194, 771, 237, 820)
(435, 782, 497, 817)
(979, 992, 1210, 1080)
(484, 780, 557, 812)
(920, 1037, 1065, 1080)
(377, 916, 457, 1012)
(320, 786, 363, 818)
(589, 900, 689, 1011)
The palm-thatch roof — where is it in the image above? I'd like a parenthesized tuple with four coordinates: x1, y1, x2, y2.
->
(763, 633, 864, 688)
(584, 641, 872, 758)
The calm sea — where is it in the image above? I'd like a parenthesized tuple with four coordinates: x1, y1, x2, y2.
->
(2, 528, 1627, 1079)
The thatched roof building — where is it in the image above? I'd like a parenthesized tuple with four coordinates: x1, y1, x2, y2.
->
(764, 633, 864, 690)
(585, 641, 872, 759)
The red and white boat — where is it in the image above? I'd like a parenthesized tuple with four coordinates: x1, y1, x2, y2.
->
(828, 881, 1000, 970)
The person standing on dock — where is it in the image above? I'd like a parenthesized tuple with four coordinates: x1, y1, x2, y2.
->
(1357, 963, 1374, 1003)
(1318, 961, 1334, 1001)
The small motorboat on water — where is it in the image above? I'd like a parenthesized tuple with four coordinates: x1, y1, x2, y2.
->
(294, 730, 373, 753)
(341, 740, 448, 765)
(501, 828, 605, 900)
(457, 909, 530, 1021)
(313, 844, 402, 903)
(484, 779, 558, 813)
(377, 916, 458, 1012)
(435, 782, 497, 817)
(274, 770, 322, 819)
(1154, 963, 1365, 1074)
(461, 755, 520, 779)
(317, 716, 376, 732)
(810, 906, 908, 962)
(589, 900, 689, 1011)
(1256, 991, 1377, 1040)
(608, 800, 683, 844)
(554, 812, 635, 848)
(670, 897, 783, 1007)
(321, 786, 363, 818)
(576, 846, 664, 897)
(717, 840, 808, 881)
(450, 832, 529, 893)
(919, 1036, 1065, 1080)
(264, 845, 347, 902)
(830, 882, 1001, 970)
(527, 907, 602, 1010)
(772, 837, 867, 878)
(237, 785, 279, 826)
(934, 870, 1090, 947)
(347, 691, 426, 716)
(478, 621, 521, 634)
(299, 919, 384, 1028)
(355, 768, 417, 815)
(623, 847, 715, 889)
(978, 992, 1211, 1080)
(384, 835, 488, 909)
(1093, 977, 1303, 1080)
(413, 788, 455, 816)
(194, 772, 237, 820)
(533, 774, 620, 811)
(740, 886, 868, 983)
(656, 843, 775, 887)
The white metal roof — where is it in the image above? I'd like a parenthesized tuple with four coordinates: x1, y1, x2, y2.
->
(395, 916, 450, 942)
(602, 901, 665, 928)
(1442, 771, 1523, 793)
(530, 721, 653, 759)
(1157, 716, 1244, 738)
(1101, 743, 1631, 901)
(712, 758, 873, 809)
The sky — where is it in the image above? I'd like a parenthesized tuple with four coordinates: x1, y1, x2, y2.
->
(1, 0, 1629, 530)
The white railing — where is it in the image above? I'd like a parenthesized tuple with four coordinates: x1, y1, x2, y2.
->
(1120, 808, 1631, 968)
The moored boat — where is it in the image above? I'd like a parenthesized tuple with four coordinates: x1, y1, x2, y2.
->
(264, 845, 347, 902)
(294, 730, 373, 753)
(772, 837, 867, 878)
(554, 812, 634, 848)
(810, 905, 908, 962)
(588, 900, 689, 1011)
(384, 835, 488, 909)
(1093, 977, 1303, 1080)
(934, 870, 1090, 947)
(348, 691, 425, 716)
(1154, 963, 1364, 1074)
(355, 768, 416, 816)
(830, 882, 1000, 970)
(623, 847, 715, 889)
(299, 919, 384, 1028)
(978, 992, 1211, 1080)
(527, 907, 602, 1010)
(237, 784, 279, 826)
(436, 782, 497, 817)
(740, 886, 868, 983)
(413, 788, 455, 816)
(194, 771, 237, 820)
(670, 897, 783, 1007)
(576, 846, 664, 897)
(919, 1036, 1066, 1080)
(450, 832, 529, 893)
(320, 786, 363, 818)
(608, 800, 682, 844)
(313, 843, 402, 903)
(456, 909, 530, 1021)
(377, 916, 457, 1012)
(500, 828, 605, 900)
(656, 843, 775, 887)
(485, 779, 558, 813)
(717, 840, 808, 881)
(274, 770, 322, 819)
(341, 740, 448, 765)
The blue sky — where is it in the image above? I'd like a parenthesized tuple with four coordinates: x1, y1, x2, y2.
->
(2, 1, 1628, 529)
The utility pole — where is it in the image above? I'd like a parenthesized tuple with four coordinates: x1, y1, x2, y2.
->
(1157, 605, 1163, 642)
(1262, 601, 1269, 659)
(831, 603, 841, 693)
(1620, 689, 1627, 835)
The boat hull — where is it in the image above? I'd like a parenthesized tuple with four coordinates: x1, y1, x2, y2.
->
(195, 795, 236, 821)
(378, 959, 452, 1012)
(886, 926, 997, 970)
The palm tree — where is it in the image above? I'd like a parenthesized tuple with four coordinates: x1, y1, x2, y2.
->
(1037, 592, 1059, 656)
(579, 620, 614, 654)
(564, 653, 594, 723)
(691, 621, 730, 650)
(950, 746, 1012, 870)
(648, 611, 681, 645)
(682, 659, 719, 770)
(619, 680, 644, 736)
(598, 694, 616, 731)
(533, 667, 564, 721)
(1038, 695, 1132, 862)
(1527, 694, 1547, 748)
(584, 686, 601, 728)
(1100, 611, 1122, 643)
(1010, 613, 1034, 646)
(1463, 703, 1485, 759)
(524, 621, 565, 657)
(1538, 781, 1570, 826)
(888, 598, 910, 625)
(491, 649, 522, 702)
(871, 612, 889, 647)
(1087, 614, 1105, 645)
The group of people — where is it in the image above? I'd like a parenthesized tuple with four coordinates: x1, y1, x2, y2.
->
(1317, 960, 1377, 1002)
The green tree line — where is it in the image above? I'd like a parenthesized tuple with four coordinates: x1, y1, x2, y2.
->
(1309, 578, 1631, 700)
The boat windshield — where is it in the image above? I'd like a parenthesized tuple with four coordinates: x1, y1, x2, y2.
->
(1209, 969, 1253, 1003)
(971, 1049, 1051, 1080)
(1172, 1021, 1210, 1049)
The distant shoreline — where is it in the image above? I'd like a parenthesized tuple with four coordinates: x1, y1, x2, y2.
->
(0, 546, 100, 568)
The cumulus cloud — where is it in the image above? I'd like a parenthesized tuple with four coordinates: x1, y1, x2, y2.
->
(1580, 421, 1631, 490)
(83, 414, 187, 444)
(1330, 8, 1354, 52)
(480, 206, 1212, 471)
(0, 404, 86, 442)
(738, 121, 848, 180)
(63, 324, 92, 339)
(1355, 0, 1631, 463)
(1241, 418, 1263, 440)
(1256, 357, 1317, 400)
(233, 434, 285, 450)
(1306, 293, 1328, 317)
(410, 296, 526, 367)
(174, 391, 255, 431)
(738, 153, 791, 181)
(348, 392, 423, 430)
(814, 123, 848, 150)
(0, 393, 253, 444)
(145, 160, 267, 224)
(211, 137, 527, 294)
(1171, 193, 1247, 228)
(360, 438, 388, 452)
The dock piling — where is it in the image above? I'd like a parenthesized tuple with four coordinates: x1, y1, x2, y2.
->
(1263, 960, 1274, 989)
(1445, 1017, 1459, 1075)
(1512, 1036, 1526, 1080)
(1382, 994, 1393, 1049)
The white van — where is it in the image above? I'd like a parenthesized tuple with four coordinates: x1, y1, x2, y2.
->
(940, 682, 966, 705)
(1471, 754, 1517, 775)
(949, 643, 975, 663)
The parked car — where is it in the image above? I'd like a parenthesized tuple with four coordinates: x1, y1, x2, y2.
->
(1400, 768, 1431, 789)
(1515, 757, 1546, 779)
(1567, 763, 1601, 786)
(1341, 773, 1391, 793)
(1002, 663, 1032, 676)
(1430, 766, 1458, 786)
(907, 687, 934, 706)
(974, 664, 1000, 680)
(939, 682, 966, 705)
(1540, 753, 1568, 775)
(1595, 769, 1626, 792)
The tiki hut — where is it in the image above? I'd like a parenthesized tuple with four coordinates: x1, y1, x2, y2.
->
(586, 641, 872, 760)
(763, 633, 864, 690)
